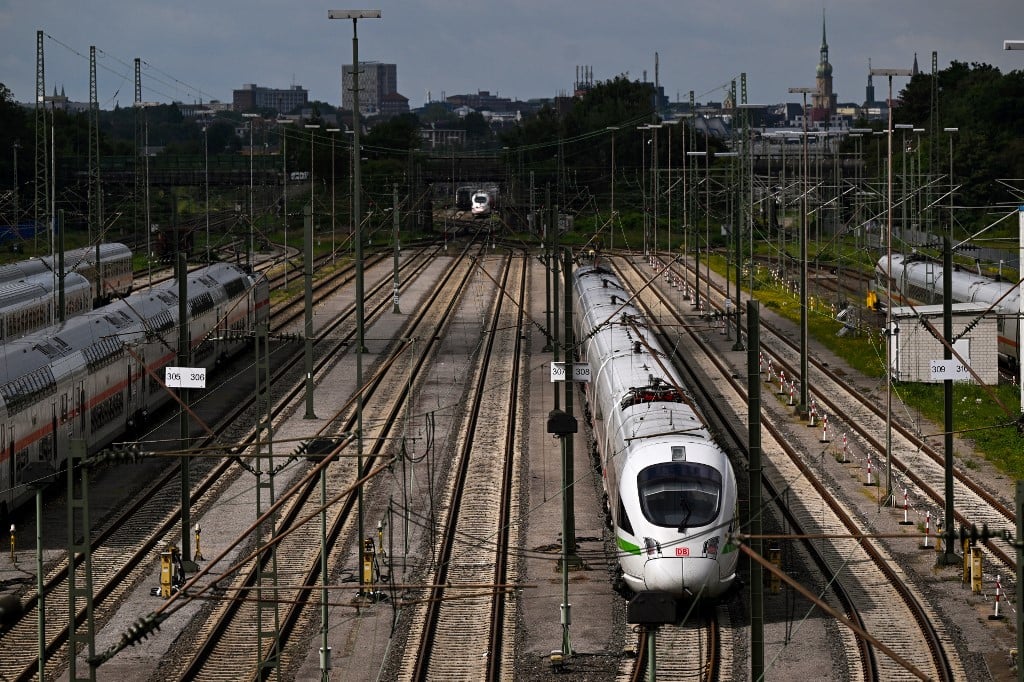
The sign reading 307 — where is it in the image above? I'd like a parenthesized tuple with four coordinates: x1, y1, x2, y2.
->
(550, 362, 591, 382)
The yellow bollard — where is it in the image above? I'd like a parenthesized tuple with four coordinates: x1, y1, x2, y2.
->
(362, 538, 375, 589)
(8, 524, 14, 563)
(160, 544, 176, 598)
(971, 547, 983, 594)
(194, 524, 204, 561)
(963, 538, 971, 584)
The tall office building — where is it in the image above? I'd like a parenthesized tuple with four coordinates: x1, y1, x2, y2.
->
(233, 84, 309, 114)
(341, 62, 399, 116)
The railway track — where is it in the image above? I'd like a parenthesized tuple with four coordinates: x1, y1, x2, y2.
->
(663, 254, 1020, 576)
(400, 249, 526, 681)
(166, 240, 489, 679)
(0, 245, 443, 681)
(618, 607, 720, 682)
(618, 255, 961, 681)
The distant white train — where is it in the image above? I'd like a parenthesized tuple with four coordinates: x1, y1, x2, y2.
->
(573, 262, 740, 599)
(470, 188, 498, 218)
(874, 253, 1021, 370)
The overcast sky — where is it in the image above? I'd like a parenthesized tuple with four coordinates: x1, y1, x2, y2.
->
(1, 1, 1022, 111)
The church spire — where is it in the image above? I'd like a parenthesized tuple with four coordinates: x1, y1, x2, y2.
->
(821, 7, 827, 51)
(813, 8, 835, 123)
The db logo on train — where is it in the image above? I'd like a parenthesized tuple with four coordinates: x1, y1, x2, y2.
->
(676, 547, 690, 557)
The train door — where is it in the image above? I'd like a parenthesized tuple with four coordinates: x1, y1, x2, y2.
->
(42, 401, 57, 471)
(78, 382, 87, 442)
(125, 352, 141, 428)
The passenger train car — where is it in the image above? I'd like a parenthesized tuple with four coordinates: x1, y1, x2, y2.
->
(573, 262, 739, 599)
(0, 271, 92, 342)
(0, 242, 133, 305)
(875, 253, 1020, 370)
(0, 262, 268, 520)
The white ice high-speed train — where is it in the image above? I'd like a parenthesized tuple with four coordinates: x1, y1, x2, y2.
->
(0, 262, 269, 520)
(875, 253, 1021, 370)
(573, 262, 739, 599)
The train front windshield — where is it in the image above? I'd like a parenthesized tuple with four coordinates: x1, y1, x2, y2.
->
(637, 462, 722, 529)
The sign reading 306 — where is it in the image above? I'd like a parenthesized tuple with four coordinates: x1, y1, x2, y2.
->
(165, 366, 207, 389)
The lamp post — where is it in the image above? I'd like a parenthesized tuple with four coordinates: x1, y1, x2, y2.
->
(447, 135, 459, 244)
(913, 127, 925, 238)
(716, 150, 741, 347)
(203, 123, 210, 264)
(329, 8, 381, 608)
(943, 128, 958, 233)
(242, 112, 260, 270)
(848, 128, 872, 267)
(134, 101, 160, 285)
(277, 118, 294, 282)
(665, 120, 681, 255)
(894, 123, 913, 243)
(649, 123, 663, 254)
(637, 124, 650, 254)
(870, 66, 913, 506)
(1002, 41, 1024, 682)
(738, 104, 764, 296)
(1002, 42, 1024, 418)
(606, 126, 617, 251)
(687, 149, 708, 310)
(303, 123, 321, 291)
(327, 128, 341, 263)
(789, 86, 815, 416)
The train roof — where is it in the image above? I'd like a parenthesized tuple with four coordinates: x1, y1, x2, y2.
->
(0, 262, 250, 394)
(881, 253, 1020, 311)
(0, 243, 132, 288)
(0, 272, 90, 309)
(44, 242, 132, 270)
(0, 259, 51, 285)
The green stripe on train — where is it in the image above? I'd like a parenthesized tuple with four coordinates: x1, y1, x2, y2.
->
(617, 535, 641, 555)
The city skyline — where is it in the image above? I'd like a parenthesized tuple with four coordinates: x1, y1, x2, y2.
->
(1, 1, 1021, 111)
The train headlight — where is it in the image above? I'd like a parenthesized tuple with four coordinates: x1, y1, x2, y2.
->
(643, 537, 661, 557)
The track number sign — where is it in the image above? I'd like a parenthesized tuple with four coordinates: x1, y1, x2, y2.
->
(165, 366, 207, 389)
(550, 362, 592, 382)
(929, 360, 967, 381)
